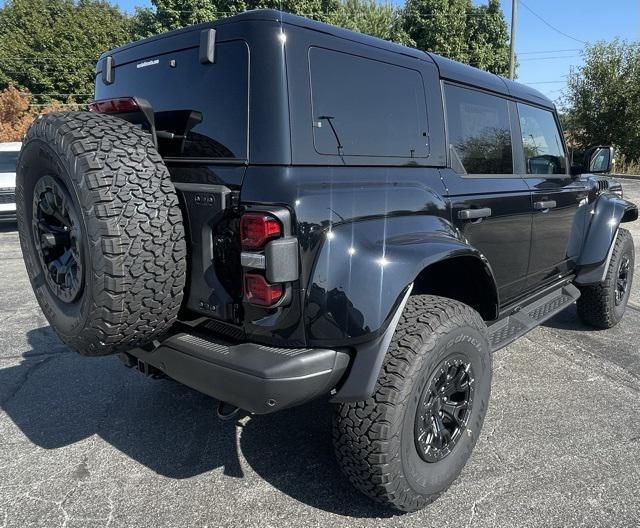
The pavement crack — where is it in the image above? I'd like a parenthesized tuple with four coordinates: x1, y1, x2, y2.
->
(0, 355, 56, 407)
(466, 476, 506, 528)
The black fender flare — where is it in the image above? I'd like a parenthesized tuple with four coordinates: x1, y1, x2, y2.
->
(304, 214, 498, 402)
(575, 193, 638, 285)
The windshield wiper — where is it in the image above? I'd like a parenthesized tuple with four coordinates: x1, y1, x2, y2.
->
(319, 115, 344, 157)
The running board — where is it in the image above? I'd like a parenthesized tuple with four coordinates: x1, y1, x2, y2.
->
(488, 283, 580, 352)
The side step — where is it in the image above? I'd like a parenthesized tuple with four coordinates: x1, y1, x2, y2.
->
(488, 283, 580, 352)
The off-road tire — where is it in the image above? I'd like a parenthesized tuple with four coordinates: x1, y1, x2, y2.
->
(577, 228, 634, 329)
(333, 295, 492, 512)
(16, 112, 186, 356)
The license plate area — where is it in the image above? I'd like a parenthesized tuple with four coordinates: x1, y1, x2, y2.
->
(174, 182, 237, 320)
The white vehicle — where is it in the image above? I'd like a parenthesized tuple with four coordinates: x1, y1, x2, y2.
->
(0, 142, 21, 219)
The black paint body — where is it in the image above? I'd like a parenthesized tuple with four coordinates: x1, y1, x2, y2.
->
(95, 11, 636, 374)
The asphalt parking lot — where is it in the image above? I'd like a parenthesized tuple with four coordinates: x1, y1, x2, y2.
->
(1, 180, 639, 528)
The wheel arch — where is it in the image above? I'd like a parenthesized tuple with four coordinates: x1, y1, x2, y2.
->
(576, 193, 638, 285)
(411, 254, 499, 321)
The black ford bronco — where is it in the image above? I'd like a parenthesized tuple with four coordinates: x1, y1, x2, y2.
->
(16, 10, 638, 512)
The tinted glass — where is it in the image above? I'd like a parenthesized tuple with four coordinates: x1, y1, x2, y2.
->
(95, 40, 248, 159)
(518, 103, 566, 175)
(0, 151, 18, 173)
(309, 48, 429, 158)
(589, 147, 610, 172)
(444, 84, 513, 174)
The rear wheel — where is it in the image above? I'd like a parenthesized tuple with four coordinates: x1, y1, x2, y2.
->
(577, 228, 635, 329)
(17, 112, 186, 356)
(333, 295, 492, 512)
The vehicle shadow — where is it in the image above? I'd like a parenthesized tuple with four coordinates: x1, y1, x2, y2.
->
(542, 304, 600, 332)
(0, 326, 394, 519)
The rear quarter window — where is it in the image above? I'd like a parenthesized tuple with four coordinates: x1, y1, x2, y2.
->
(309, 47, 429, 159)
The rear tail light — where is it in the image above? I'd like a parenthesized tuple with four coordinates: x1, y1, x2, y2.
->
(88, 97, 139, 113)
(243, 273, 283, 306)
(240, 213, 281, 249)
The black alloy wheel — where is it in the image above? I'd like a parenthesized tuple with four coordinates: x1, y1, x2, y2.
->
(615, 255, 631, 306)
(31, 175, 83, 303)
(415, 355, 475, 463)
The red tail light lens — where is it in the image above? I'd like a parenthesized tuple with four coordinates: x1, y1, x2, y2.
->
(244, 273, 283, 306)
(240, 213, 281, 249)
(89, 97, 139, 113)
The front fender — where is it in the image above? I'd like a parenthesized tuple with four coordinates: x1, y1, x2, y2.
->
(575, 193, 638, 284)
(305, 214, 495, 345)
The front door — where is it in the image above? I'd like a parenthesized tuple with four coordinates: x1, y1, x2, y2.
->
(514, 102, 590, 290)
(441, 83, 532, 304)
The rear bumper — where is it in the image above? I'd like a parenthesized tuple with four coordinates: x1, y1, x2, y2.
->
(126, 333, 350, 414)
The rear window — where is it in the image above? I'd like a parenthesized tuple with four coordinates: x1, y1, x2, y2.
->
(95, 40, 249, 160)
(0, 151, 18, 173)
(309, 47, 429, 159)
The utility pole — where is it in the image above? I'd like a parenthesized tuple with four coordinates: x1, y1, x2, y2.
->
(509, 0, 518, 80)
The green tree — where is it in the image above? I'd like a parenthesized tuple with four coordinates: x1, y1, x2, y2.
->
(0, 0, 133, 104)
(133, 0, 411, 44)
(402, 0, 510, 75)
(563, 40, 640, 164)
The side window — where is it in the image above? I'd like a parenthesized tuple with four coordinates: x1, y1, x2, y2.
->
(517, 103, 567, 175)
(309, 47, 429, 159)
(444, 84, 513, 175)
(0, 151, 19, 172)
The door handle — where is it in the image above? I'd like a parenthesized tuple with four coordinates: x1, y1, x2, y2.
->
(533, 200, 557, 211)
(458, 207, 492, 221)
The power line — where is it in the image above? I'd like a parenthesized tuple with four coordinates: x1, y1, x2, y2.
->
(523, 80, 567, 84)
(519, 0, 587, 44)
(520, 55, 581, 61)
(518, 48, 581, 55)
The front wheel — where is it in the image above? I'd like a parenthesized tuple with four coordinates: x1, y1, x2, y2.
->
(333, 295, 492, 512)
(577, 228, 635, 329)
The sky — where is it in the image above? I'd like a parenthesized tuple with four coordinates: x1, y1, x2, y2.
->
(2, 0, 638, 101)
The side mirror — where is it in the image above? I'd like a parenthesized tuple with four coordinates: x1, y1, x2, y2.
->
(584, 146, 614, 174)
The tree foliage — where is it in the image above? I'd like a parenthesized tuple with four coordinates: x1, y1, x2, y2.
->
(0, 85, 71, 142)
(133, 0, 411, 44)
(0, 0, 133, 103)
(563, 40, 640, 163)
(402, 0, 510, 75)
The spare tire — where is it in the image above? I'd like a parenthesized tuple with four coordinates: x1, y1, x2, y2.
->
(16, 112, 186, 356)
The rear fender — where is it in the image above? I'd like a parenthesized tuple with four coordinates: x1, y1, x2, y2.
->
(305, 214, 497, 345)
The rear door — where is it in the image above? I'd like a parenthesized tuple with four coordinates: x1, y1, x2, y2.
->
(440, 83, 532, 304)
(515, 103, 589, 289)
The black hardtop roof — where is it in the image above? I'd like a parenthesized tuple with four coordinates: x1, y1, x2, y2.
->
(100, 9, 553, 109)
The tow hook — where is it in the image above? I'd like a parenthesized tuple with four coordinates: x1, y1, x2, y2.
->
(216, 401, 244, 421)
